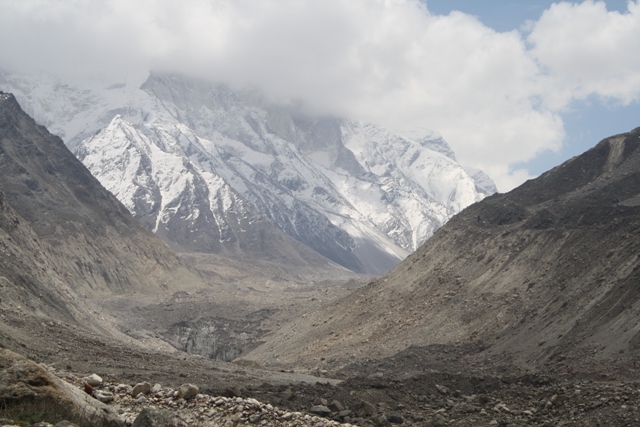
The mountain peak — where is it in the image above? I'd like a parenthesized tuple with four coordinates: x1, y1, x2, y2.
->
(0, 91, 15, 102)
(1, 73, 495, 274)
(0, 91, 24, 118)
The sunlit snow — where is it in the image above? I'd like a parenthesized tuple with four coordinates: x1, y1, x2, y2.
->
(0, 71, 495, 271)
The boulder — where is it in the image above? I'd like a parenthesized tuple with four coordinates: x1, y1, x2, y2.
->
(309, 405, 332, 416)
(328, 399, 344, 412)
(353, 400, 376, 417)
(338, 410, 353, 419)
(131, 382, 151, 397)
(132, 407, 187, 427)
(0, 349, 123, 427)
(386, 413, 404, 424)
(94, 390, 114, 403)
(177, 383, 198, 400)
(83, 374, 103, 387)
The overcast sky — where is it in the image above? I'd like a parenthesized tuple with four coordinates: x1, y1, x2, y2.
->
(1, 0, 639, 191)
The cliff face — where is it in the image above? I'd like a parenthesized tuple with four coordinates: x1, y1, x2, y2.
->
(243, 128, 640, 372)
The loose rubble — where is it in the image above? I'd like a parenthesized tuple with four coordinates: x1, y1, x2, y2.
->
(247, 369, 640, 427)
(50, 369, 640, 427)
(4, 357, 640, 426)
(58, 373, 357, 427)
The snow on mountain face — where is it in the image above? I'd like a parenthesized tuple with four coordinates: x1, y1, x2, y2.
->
(0, 71, 495, 274)
(464, 166, 499, 198)
(75, 115, 254, 252)
(340, 122, 481, 250)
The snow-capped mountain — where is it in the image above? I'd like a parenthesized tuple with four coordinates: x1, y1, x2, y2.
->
(0, 70, 495, 274)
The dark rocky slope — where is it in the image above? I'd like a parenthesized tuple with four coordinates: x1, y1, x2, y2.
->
(243, 127, 640, 376)
(0, 91, 203, 299)
(0, 179, 89, 324)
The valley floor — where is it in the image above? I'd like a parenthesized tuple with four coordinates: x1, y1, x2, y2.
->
(3, 303, 640, 426)
(3, 256, 640, 426)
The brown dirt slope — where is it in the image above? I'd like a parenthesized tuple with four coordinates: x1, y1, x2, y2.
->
(242, 127, 640, 376)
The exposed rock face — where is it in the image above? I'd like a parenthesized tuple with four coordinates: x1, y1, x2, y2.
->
(161, 316, 267, 362)
(0, 349, 123, 427)
(242, 128, 640, 372)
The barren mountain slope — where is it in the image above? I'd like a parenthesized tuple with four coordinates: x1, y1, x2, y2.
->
(242, 128, 640, 374)
(0, 179, 102, 330)
(0, 92, 203, 299)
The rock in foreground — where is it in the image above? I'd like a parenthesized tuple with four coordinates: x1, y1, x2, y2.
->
(0, 349, 123, 427)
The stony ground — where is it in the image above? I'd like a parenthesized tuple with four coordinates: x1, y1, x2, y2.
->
(6, 359, 640, 427)
(243, 345, 640, 427)
(56, 370, 357, 427)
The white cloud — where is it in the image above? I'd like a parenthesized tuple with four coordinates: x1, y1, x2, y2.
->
(528, 0, 640, 108)
(0, 0, 639, 191)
